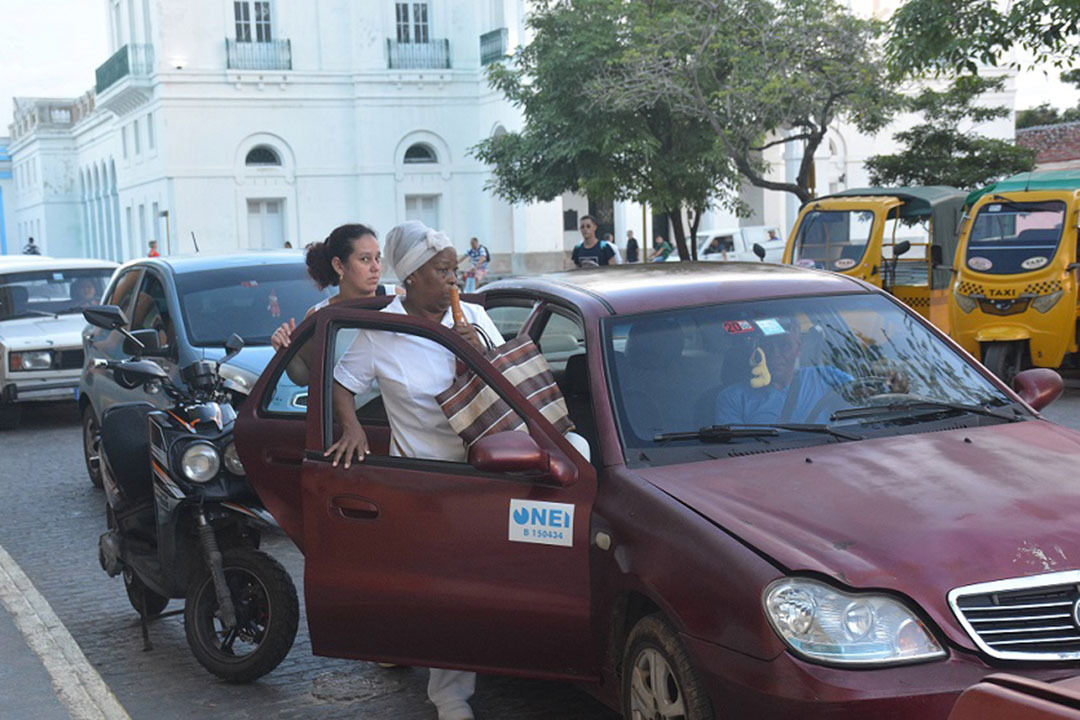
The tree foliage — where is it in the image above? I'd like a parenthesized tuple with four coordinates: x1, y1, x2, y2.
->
(866, 76, 1035, 190)
(471, 0, 742, 260)
(594, 0, 898, 204)
(887, 0, 1080, 76)
(1015, 72, 1080, 129)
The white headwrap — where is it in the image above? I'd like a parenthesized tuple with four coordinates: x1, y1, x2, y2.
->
(383, 220, 454, 282)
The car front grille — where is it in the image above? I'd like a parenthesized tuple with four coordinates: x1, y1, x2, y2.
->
(949, 570, 1080, 661)
(56, 349, 84, 370)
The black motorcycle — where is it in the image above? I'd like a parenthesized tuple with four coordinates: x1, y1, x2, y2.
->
(83, 305, 298, 684)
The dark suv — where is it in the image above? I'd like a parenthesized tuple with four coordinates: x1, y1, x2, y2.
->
(80, 251, 327, 487)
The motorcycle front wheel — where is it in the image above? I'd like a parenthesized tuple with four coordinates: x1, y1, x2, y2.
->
(184, 547, 298, 684)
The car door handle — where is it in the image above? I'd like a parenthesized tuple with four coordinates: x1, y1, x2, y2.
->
(331, 496, 379, 521)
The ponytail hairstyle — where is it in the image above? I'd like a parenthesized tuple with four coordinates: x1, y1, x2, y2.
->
(305, 223, 377, 289)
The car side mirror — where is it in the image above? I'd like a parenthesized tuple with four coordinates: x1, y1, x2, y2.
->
(123, 329, 162, 356)
(893, 240, 912, 258)
(1012, 368, 1063, 412)
(83, 304, 128, 331)
(468, 431, 577, 487)
(930, 245, 944, 266)
(752, 243, 766, 261)
(221, 333, 245, 365)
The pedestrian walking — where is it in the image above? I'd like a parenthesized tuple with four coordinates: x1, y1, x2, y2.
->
(571, 215, 616, 267)
(459, 237, 490, 292)
(147, 240, 160, 257)
(22, 237, 40, 255)
(626, 230, 639, 263)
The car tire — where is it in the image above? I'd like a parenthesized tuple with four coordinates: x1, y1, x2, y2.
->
(82, 405, 104, 489)
(622, 614, 715, 720)
(0, 403, 22, 431)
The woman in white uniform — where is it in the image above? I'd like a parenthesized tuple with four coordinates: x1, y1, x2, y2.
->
(328, 221, 497, 720)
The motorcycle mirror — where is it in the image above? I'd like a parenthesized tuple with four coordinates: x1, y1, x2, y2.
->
(112, 359, 169, 389)
(83, 304, 128, 331)
(893, 240, 912, 258)
(752, 243, 766, 261)
(930, 244, 944, 267)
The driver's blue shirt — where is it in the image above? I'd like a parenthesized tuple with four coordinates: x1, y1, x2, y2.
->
(716, 366, 852, 424)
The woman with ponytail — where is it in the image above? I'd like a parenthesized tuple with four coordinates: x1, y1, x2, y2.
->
(271, 223, 382, 384)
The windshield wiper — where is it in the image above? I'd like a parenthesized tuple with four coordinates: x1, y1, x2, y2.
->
(831, 400, 1022, 423)
(653, 423, 862, 444)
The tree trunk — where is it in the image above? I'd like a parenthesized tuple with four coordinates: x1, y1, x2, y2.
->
(669, 211, 691, 261)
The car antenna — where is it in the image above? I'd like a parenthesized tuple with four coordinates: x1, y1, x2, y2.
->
(1024, 171, 1033, 193)
(191, 231, 200, 253)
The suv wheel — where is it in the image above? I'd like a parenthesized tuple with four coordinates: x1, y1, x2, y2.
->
(83, 405, 104, 488)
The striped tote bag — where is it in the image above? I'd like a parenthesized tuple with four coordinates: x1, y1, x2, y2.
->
(436, 334, 574, 447)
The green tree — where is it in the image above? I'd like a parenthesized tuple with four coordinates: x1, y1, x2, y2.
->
(595, 0, 898, 204)
(471, 0, 742, 261)
(888, 0, 1080, 75)
(866, 76, 1035, 190)
(1016, 103, 1065, 129)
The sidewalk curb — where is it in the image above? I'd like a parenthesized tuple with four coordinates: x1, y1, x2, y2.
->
(0, 542, 130, 720)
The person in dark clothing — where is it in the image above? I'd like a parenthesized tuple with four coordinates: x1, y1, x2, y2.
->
(626, 230, 640, 263)
(571, 215, 616, 267)
(23, 237, 40, 255)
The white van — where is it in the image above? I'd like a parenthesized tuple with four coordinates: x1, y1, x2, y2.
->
(667, 225, 785, 263)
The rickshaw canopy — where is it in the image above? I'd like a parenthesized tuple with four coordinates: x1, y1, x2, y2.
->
(965, 170, 1080, 207)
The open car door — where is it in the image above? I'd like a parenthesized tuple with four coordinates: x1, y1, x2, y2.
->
(295, 304, 599, 680)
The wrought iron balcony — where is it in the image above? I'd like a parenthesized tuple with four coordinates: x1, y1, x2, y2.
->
(386, 39, 451, 70)
(480, 28, 508, 65)
(95, 44, 154, 94)
(226, 38, 292, 71)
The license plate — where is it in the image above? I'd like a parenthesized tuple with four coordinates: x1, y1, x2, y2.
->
(73, 387, 80, 401)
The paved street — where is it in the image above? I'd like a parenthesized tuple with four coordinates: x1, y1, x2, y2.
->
(0, 403, 618, 720)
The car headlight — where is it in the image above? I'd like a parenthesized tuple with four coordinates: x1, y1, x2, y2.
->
(217, 363, 258, 395)
(764, 578, 945, 666)
(9, 350, 52, 371)
(1030, 289, 1063, 313)
(223, 442, 245, 476)
(953, 289, 977, 314)
(181, 443, 220, 483)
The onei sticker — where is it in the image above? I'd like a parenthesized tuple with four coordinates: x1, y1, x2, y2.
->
(509, 499, 574, 547)
(756, 318, 786, 335)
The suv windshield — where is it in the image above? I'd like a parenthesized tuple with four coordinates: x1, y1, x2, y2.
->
(967, 200, 1066, 274)
(605, 294, 1015, 464)
(176, 264, 328, 346)
(791, 209, 875, 272)
(0, 268, 115, 320)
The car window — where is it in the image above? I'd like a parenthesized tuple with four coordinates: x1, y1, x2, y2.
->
(536, 311, 585, 372)
(105, 269, 141, 320)
(605, 293, 1016, 465)
(130, 273, 176, 350)
(326, 323, 523, 461)
(0, 267, 115, 320)
(486, 304, 533, 339)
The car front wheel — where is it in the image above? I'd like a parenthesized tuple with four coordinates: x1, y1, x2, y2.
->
(82, 405, 103, 489)
(622, 614, 714, 720)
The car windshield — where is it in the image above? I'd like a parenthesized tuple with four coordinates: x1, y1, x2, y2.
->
(791, 209, 875, 272)
(604, 294, 1016, 465)
(0, 268, 115, 320)
(175, 264, 328, 346)
(967, 200, 1065, 274)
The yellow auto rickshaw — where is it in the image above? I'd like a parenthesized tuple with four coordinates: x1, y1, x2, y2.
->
(949, 170, 1080, 381)
(782, 187, 967, 332)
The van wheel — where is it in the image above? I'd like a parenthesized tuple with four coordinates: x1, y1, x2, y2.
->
(983, 342, 1023, 384)
(0, 403, 21, 431)
(82, 405, 103, 488)
(622, 614, 714, 720)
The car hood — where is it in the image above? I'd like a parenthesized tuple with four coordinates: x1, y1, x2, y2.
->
(0, 315, 86, 350)
(636, 420, 1080, 648)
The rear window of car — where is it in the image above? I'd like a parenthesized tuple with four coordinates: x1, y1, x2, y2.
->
(175, 264, 329, 346)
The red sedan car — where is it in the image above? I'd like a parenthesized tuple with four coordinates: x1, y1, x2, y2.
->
(236, 263, 1080, 719)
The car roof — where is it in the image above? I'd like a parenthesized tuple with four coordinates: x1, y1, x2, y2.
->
(0, 256, 118, 272)
(485, 262, 871, 316)
(119, 250, 305, 275)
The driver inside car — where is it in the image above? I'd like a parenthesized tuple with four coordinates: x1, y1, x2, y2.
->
(715, 317, 852, 425)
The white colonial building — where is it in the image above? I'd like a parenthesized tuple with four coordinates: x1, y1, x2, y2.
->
(6, 0, 1017, 266)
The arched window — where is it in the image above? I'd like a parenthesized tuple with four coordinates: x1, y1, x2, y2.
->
(404, 143, 438, 164)
(245, 145, 281, 166)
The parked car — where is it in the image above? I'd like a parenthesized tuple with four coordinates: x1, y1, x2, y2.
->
(79, 251, 328, 488)
(235, 261, 1080, 719)
(0, 257, 118, 429)
(666, 225, 785, 262)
